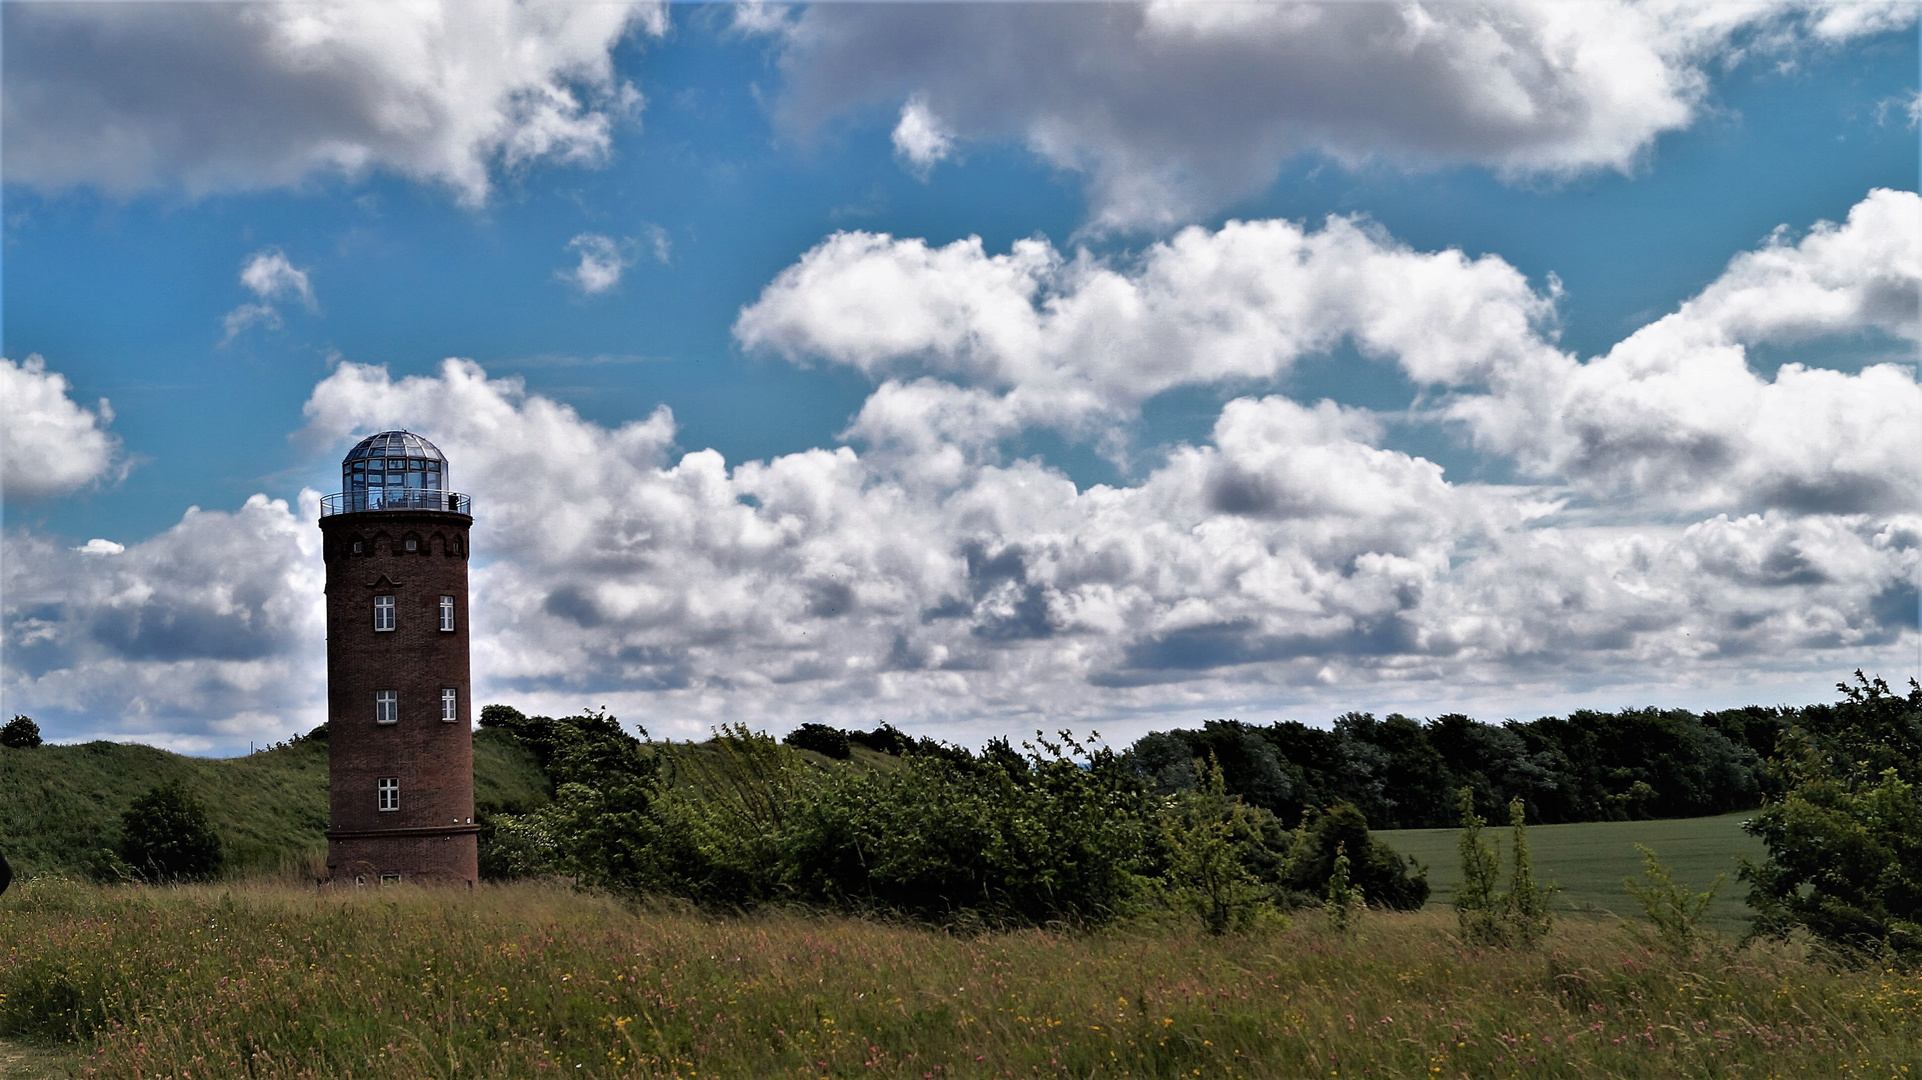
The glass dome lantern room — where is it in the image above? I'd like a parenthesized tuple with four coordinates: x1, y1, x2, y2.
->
(342, 430, 448, 493)
(321, 430, 470, 516)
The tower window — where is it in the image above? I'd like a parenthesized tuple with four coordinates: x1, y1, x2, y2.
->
(374, 595, 395, 631)
(439, 595, 456, 631)
(405, 538, 418, 552)
(377, 778, 399, 812)
(375, 690, 398, 724)
(352, 541, 363, 554)
(441, 688, 458, 722)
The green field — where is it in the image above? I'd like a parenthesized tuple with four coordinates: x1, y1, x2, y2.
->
(1378, 810, 1765, 930)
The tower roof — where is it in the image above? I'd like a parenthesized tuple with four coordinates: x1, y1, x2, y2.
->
(343, 430, 447, 465)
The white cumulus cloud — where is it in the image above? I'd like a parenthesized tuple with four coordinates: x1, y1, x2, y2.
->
(1, 493, 327, 751)
(766, 0, 1917, 230)
(0, 355, 122, 500)
(2, 0, 663, 204)
(560, 233, 635, 295)
(892, 95, 954, 177)
(223, 248, 318, 342)
(740, 190, 1922, 519)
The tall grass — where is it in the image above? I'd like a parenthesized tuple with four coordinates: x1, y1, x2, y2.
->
(3, 878, 1918, 1079)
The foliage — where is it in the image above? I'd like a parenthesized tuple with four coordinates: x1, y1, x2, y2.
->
(476, 712, 1432, 929)
(1154, 758, 1277, 934)
(1742, 671, 1922, 962)
(117, 781, 223, 883)
(1323, 843, 1363, 934)
(1453, 789, 1552, 947)
(6, 881, 1922, 1079)
(1623, 844, 1724, 960)
(1280, 802, 1429, 911)
(781, 722, 851, 759)
(1455, 787, 1506, 945)
(1505, 796, 1552, 947)
(1123, 702, 1785, 829)
(2, 714, 42, 748)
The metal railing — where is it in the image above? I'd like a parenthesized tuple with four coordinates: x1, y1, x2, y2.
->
(320, 490, 472, 516)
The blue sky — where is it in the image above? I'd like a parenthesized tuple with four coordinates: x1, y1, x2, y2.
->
(3, 1, 1918, 754)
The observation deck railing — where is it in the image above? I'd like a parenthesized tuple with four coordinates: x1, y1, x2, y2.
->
(320, 490, 472, 517)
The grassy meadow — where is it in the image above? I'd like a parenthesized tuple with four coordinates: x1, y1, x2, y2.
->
(0, 732, 551, 879)
(1376, 811, 1766, 931)
(2, 877, 1920, 1080)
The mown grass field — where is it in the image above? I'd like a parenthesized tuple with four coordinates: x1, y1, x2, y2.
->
(1376, 811, 1766, 931)
(2, 878, 1918, 1080)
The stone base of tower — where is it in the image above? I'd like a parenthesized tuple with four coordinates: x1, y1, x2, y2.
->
(326, 827, 479, 888)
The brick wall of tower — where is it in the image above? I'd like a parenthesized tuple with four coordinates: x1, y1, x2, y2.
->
(319, 509, 478, 885)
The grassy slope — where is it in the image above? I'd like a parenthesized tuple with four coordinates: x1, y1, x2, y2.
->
(1376, 810, 1765, 929)
(3, 881, 1918, 1080)
(0, 729, 549, 879)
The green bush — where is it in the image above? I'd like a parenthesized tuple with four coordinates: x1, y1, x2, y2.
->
(477, 710, 1425, 930)
(782, 722, 852, 759)
(1742, 672, 1922, 961)
(1155, 759, 1276, 934)
(1453, 789, 1551, 947)
(117, 780, 223, 883)
(1, 714, 42, 748)
(1282, 802, 1429, 911)
(1624, 844, 1723, 959)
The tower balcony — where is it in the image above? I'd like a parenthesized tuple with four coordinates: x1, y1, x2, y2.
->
(320, 490, 472, 516)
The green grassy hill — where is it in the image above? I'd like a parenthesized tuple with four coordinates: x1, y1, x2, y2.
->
(1376, 810, 1765, 930)
(0, 729, 550, 880)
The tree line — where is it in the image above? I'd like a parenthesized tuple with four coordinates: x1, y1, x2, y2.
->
(1119, 705, 1791, 829)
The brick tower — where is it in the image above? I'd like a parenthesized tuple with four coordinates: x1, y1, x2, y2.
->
(318, 431, 478, 886)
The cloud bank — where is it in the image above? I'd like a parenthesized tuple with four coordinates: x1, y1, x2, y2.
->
(767, 0, 1918, 229)
(8, 192, 1911, 750)
(2, 0, 662, 204)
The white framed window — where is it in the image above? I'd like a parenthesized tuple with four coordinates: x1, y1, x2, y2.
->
(375, 690, 398, 724)
(377, 777, 399, 812)
(439, 595, 456, 632)
(352, 541, 363, 554)
(441, 687, 458, 722)
(405, 538, 418, 552)
(380, 873, 401, 886)
(374, 595, 395, 631)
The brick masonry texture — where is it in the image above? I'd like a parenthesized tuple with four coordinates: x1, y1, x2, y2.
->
(320, 509, 478, 885)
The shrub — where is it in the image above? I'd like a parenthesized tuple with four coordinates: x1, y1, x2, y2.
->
(1624, 844, 1723, 960)
(1157, 759, 1277, 934)
(1324, 843, 1363, 934)
(118, 781, 223, 883)
(1742, 671, 1922, 961)
(1504, 795, 1552, 947)
(1283, 802, 1429, 910)
(1, 714, 42, 748)
(782, 722, 852, 760)
(1454, 789, 1551, 947)
(1454, 787, 1505, 945)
